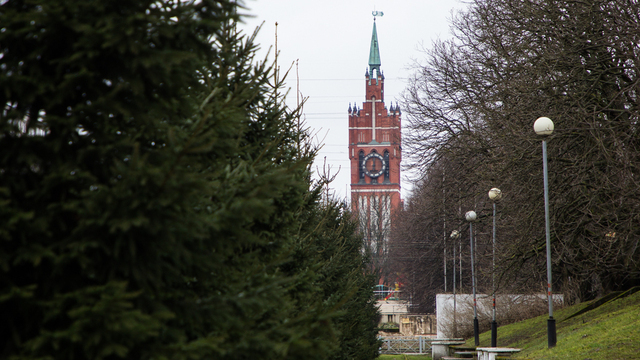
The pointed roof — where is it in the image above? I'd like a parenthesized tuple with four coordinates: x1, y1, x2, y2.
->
(368, 20, 381, 76)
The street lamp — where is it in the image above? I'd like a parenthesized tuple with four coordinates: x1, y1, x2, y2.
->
(534, 116, 556, 348)
(465, 210, 479, 346)
(450, 229, 461, 338)
(488, 188, 502, 347)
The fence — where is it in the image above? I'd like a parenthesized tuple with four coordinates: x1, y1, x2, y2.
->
(378, 336, 432, 355)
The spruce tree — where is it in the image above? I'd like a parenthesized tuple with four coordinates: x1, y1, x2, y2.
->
(283, 194, 381, 360)
(1, 1, 380, 359)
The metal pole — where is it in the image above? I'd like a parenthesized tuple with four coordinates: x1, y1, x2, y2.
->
(470, 222, 479, 346)
(542, 139, 557, 348)
(491, 202, 498, 347)
(453, 237, 457, 337)
(444, 244, 447, 293)
(443, 174, 447, 293)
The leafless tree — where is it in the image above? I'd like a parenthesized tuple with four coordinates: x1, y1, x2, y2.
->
(355, 192, 394, 283)
(397, 0, 640, 304)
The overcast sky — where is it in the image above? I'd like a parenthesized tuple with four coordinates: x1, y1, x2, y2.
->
(239, 0, 469, 203)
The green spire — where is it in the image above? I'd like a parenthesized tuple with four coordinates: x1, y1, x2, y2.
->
(368, 20, 381, 76)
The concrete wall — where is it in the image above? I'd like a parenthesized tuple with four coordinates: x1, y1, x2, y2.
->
(399, 314, 437, 336)
(436, 293, 564, 338)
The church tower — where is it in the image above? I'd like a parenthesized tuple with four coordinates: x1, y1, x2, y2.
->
(349, 16, 402, 280)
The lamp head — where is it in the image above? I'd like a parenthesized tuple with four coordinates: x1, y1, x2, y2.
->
(465, 211, 477, 222)
(450, 230, 460, 239)
(534, 117, 554, 136)
(488, 188, 502, 201)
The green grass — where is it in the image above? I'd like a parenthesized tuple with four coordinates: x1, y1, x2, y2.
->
(461, 287, 640, 359)
(378, 355, 431, 360)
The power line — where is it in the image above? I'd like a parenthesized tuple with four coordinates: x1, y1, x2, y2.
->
(296, 78, 407, 81)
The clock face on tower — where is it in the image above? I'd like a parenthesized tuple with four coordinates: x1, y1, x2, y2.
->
(362, 152, 386, 178)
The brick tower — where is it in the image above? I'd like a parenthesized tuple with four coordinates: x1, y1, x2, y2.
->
(349, 17, 402, 281)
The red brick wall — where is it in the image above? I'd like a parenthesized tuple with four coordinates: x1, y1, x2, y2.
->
(349, 72, 402, 214)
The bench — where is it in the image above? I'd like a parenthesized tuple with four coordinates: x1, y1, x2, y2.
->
(454, 351, 476, 358)
(476, 347, 521, 360)
(451, 345, 477, 352)
(432, 339, 466, 360)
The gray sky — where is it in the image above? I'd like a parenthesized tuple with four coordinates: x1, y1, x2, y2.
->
(239, 0, 468, 202)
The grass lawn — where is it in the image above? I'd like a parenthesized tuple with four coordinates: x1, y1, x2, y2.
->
(378, 289, 639, 359)
(378, 355, 431, 360)
(461, 287, 640, 359)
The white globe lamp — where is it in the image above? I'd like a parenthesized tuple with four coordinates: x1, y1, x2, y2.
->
(534, 117, 554, 136)
(465, 210, 477, 222)
(489, 188, 502, 201)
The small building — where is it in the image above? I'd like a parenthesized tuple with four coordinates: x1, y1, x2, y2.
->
(377, 299, 408, 324)
(378, 299, 436, 336)
(399, 314, 437, 336)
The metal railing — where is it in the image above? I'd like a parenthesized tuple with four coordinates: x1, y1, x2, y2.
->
(378, 336, 431, 354)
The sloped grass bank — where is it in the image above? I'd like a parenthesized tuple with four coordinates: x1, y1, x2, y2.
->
(464, 288, 640, 359)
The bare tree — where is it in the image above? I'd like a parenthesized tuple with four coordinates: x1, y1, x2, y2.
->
(355, 192, 394, 283)
(398, 0, 640, 303)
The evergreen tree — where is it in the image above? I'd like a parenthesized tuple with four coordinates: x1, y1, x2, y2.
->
(1, 1, 380, 359)
(284, 195, 381, 360)
(1, 1, 232, 358)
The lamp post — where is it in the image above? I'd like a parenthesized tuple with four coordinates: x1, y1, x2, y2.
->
(450, 229, 461, 338)
(488, 188, 502, 347)
(534, 116, 557, 348)
(465, 210, 479, 346)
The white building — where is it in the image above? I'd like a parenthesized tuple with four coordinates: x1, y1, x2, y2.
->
(377, 299, 409, 324)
